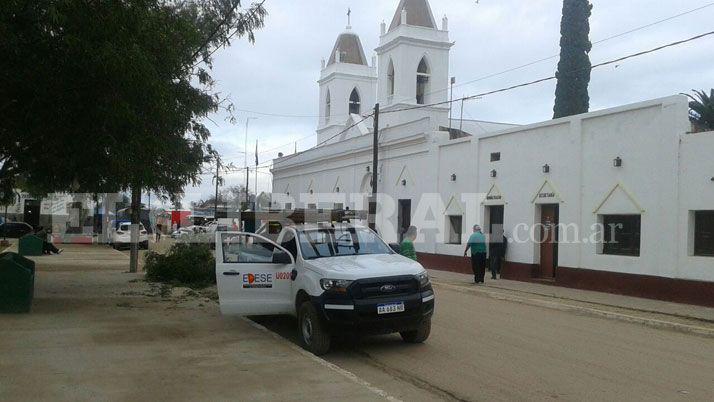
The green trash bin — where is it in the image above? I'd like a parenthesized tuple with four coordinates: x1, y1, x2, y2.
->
(0, 252, 36, 313)
(19, 234, 43, 256)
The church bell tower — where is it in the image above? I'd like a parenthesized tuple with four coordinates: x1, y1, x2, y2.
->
(376, 0, 453, 112)
(317, 11, 377, 144)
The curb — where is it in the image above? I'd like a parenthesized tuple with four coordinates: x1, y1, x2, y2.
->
(433, 281, 714, 339)
(483, 283, 714, 325)
(242, 317, 402, 402)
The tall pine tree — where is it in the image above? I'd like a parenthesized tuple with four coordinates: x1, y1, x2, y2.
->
(553, 0, 593, 119)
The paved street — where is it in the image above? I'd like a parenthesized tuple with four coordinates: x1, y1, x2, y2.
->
(254, 280, 714, 401)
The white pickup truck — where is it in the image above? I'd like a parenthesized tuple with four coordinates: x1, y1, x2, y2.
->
(215, 223, 435, 355)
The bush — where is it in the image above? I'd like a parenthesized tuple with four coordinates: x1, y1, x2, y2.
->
(145, 243, 216, 288)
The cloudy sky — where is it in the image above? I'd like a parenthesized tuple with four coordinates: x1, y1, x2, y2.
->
(176, 0, 714, 206)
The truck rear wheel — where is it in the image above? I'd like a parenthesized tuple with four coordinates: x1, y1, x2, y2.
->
(298, 301, 331, 356)
(400, 318, 431, 343)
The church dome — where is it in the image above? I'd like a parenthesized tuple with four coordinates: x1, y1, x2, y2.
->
(327, 30, 368, 66)
(388, 0, 437, 32)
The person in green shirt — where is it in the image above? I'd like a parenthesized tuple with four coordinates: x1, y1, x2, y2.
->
(400, 226, 418, 261)
(464, 224, 487, 284)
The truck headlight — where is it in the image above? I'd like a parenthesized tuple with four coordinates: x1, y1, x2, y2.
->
(320, 279, 353, 292)
(416, 272, 430, 288)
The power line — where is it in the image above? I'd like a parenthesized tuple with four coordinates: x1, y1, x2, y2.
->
(227, 2, 714, 122)
(256, 113, 374, 169)
(253, 29, 714, 171)
(390, 1, 714, 104)
(234, 108, 355, 119)
(216, 29, 714, 175)
(383, 29, 714, 115)
(221, 110, 375, 162)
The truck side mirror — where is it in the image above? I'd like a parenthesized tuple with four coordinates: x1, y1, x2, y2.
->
(273, 251, 292, 265)
(389, 243, 401, 254)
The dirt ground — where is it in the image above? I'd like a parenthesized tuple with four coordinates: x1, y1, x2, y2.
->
(0, 245, 391, 401)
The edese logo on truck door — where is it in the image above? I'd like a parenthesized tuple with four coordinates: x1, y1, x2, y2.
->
(243, 273, 273, 289)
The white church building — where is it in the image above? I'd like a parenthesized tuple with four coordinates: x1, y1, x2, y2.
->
(271, 0, 714, 307)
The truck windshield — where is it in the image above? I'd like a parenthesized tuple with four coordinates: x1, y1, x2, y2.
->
(297, 227, 392, 260)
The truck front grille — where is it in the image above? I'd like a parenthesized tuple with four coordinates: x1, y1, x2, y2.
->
(351, 276, 419, 299)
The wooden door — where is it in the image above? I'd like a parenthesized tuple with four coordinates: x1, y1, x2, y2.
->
(539, 204, 559, 279)
(398, 200, 412, 242)
(488, 206, 504, 235)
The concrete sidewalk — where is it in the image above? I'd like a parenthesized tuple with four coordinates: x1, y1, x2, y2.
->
(0, 245, 393, 401)
(429, 269, 714, 336)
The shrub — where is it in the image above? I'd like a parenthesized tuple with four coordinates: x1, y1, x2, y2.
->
(145, 243, 216, 288)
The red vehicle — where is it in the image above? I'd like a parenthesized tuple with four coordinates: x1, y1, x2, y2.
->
(170, 210, 192, 229)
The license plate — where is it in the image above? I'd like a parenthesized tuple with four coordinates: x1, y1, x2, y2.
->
(377, 302, 405, 315)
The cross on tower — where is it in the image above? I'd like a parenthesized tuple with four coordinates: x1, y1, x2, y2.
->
(347, 8, 351, 27)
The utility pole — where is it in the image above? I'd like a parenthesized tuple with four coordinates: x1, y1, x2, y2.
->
(129, 184, 141, 273)
(244, 117, 258, 210)
(369, 103, 380, 231)
(214, 155, 221, 220)
(255, 139, 259, 207)
(459, 98, 465, 133)
(448, 77, 456, 133)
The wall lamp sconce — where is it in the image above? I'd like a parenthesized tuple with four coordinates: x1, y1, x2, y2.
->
(451, 174, 457, 182)
(366, 166, 370, 172)
(401, 179, 407, 186)
(614, 157, 623, 167)
(286, 192, 290, 197)
(309, 189, 314, 195)
(542, 164, 550, 174)
(490, 169, 497, 178)
(335, 187, 340, 193)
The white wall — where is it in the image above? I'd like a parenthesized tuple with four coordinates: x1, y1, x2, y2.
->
(677, 130, 714, 281)
(475, 95, 713, 282)
(276, 90, 713, 283)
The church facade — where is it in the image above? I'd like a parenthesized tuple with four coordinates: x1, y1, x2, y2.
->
(271, 0, 714, 306)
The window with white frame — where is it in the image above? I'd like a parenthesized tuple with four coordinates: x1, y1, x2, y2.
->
(602, 214, 641, 257)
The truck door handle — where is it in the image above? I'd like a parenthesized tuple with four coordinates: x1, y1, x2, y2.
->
(223, 271, 240, 276)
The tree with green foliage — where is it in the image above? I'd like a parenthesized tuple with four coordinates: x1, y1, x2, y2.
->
(553, 0, 593, 119)
(684, 89, 714, 132)
(1, 0, 266, 271)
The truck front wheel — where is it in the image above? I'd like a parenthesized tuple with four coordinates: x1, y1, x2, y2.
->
(298, 301, 331, 356)
(400, 318, 432, 343)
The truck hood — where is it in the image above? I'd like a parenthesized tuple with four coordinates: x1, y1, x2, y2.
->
(303, 253, 425, 280)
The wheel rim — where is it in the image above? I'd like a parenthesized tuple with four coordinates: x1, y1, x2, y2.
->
(301, 316, 313, 345)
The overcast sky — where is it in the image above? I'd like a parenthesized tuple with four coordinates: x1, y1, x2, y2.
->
(174, 0, 714, 206)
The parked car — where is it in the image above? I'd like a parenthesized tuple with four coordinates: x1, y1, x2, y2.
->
(0, 222, 34, 238)
(171, 226, 198, 240)
(110, 222, 149, 250)
(215, 224, 435, 355)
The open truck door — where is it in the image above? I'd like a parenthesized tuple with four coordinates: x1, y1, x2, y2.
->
(215, 232, 295, 316)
